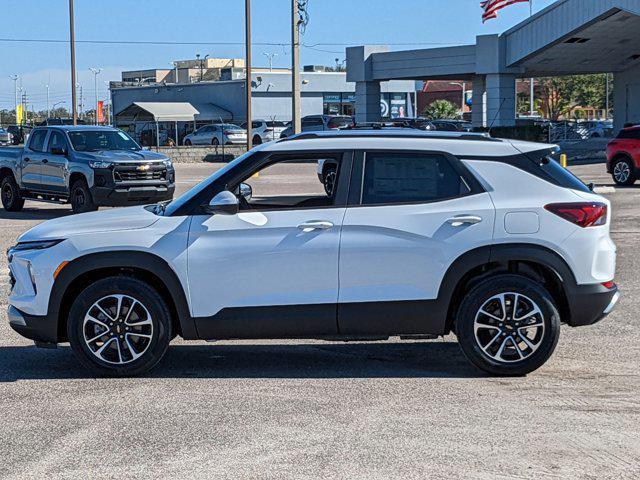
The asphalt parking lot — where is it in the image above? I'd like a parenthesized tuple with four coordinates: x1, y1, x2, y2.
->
(1, 162, 639, 479)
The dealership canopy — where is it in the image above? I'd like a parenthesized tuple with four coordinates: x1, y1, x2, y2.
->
(116, 102, 200, 123)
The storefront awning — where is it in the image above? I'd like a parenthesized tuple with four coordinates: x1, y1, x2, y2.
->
(116, 102, 200, 122)
(191, 103, 234, 122)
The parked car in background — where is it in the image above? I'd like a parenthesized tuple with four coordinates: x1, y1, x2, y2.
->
(0, 128, 12, 146)
(38, 118, 87, 126)
(577, 121, 614, 139)
(7, 130, 618, 376)
(280, 115, 354, 138)
(241, 120, 288, 144)
(183, 124, 247, 146)
(606, 125, 640, 185)
(392, 117, 436, 130)
(6, 125, 32, 145)
(431, 120, 474, 132)
(0, 126, 175, 214)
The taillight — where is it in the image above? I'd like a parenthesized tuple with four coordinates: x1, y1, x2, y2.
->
(601, 281, 616, 289)
(544, 202, 607, 227)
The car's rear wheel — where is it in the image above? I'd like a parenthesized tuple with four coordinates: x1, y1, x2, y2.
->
(1, 174, 25, 212)
(212, 138, 220, 146)
(322, 165, 338, 196)
(67, 277, 172, 376)
(612, 157, 636, 186)
(456, 274, 561, 376)
(184, 139, 192, 146)
(70, 178, 98, 214)
(253, 135, 262, 145)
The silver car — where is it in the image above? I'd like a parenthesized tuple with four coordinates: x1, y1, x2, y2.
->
(0, 128, 12, 146)
(183, 124, 247, 146)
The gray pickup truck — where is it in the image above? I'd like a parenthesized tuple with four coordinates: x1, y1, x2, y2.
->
(0, 126, 175, 214)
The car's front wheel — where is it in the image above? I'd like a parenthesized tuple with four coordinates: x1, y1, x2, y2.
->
(67, 277, 172, 376)
(70, 178, 98, 214)
(612, 157, 636, 186)
(456, 274, 560, 376)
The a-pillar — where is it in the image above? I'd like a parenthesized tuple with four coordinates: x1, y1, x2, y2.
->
(355, 81, 382, 124)
(485, 73, 516, 127)
(471, 75, 487, 128)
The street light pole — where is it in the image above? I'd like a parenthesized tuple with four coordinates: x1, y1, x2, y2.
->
(89, 68, 102, 125)
(450, 82, 466, 114)
(10, 75, 19, 123)
(263, 52, 278, 72)
(69, 0, 78, 125)
(245, 0, 253, 150)
(291, 0, 301, 134)
(529, 1, 535, 116)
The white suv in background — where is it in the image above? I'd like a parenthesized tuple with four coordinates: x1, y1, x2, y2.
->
(183, 124, 247, 146)
(8, 131, 618, 377)
(241, 120, 288, 145)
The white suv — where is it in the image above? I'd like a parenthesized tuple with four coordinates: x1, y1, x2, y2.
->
(7, 131, 619, 376)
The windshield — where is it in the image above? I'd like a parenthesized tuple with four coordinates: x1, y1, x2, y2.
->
(163, 149, 255, 216)
(68, 130, 141, 152)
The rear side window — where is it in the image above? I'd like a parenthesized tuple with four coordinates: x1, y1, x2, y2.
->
(539, 156, 591, 193)
(617, 129, 640, 139)
(28, 130, 48, 152)
(327, 117, 353, 129)
(361, 152, 470, 205)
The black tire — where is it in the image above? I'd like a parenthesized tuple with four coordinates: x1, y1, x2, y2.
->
(70, 178, 98, 214)
(184, 139, 192, 146)
(253, 135, 262, 145)
(67, 276, 172, 376)
(322, 165, 338, 196)
(212, 137, 220, 146)
(611, 157, 636, 186)
(456, 274, 561, 376)
(1, 174, 25, 212)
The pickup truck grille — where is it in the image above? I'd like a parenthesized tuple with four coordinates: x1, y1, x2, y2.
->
(113, 163, 167, 183)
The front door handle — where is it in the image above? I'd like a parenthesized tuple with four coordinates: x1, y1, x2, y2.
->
(297, 221, 334, 231)
(23, 157, 30, 162)
(42, 159, 48, 164)
(446, 215, 482, 227)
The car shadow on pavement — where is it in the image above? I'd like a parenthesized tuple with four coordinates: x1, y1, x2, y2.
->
(0, 208, 72, 221)
(0, 342, 485, 382)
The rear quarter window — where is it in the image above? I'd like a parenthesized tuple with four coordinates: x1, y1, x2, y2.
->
(539, 156, 591, 193)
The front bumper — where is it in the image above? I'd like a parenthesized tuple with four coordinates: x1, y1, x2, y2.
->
(8, 305, 57, 345)
(90, 184, 175, 207)
(566, 283, 620, 327)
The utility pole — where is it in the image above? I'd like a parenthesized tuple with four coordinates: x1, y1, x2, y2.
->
(69, 0, 78, 125)
(10, 75, 19, 123)
(89, 68, 102, 125)
(605, 73, 610, 120)
(291, 0, 301, 134)
(245, 0, 253, 150)
(529, 0, 535, 116)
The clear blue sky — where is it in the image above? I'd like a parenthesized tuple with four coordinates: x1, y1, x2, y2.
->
(0, 0, 557, 110)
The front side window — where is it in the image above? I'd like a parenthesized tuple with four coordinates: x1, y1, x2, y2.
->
(68, 130, 141, 152)
(28, 129, 48, 152)
(48, 131, 67, 152)
(361, 152, 470, 205)
(233, 156, 342, 211)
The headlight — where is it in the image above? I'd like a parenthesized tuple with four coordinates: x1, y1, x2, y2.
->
(89, 160, 113, 169)
(7, 239, 64, 258)
(163, 159, 173, 168)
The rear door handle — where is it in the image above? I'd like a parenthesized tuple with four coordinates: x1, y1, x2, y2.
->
(446, 215, 482, 227)
(42, 159, 48, 164)
(297, 221, 334, 231)
(23, 157, 30, 162)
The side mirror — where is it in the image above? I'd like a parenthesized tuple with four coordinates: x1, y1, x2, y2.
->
(239, 182, 252, 201)
(50, 146, 67, 156)
(204, 190, 239, 215)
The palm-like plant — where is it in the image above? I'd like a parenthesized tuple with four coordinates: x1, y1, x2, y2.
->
(422, 100, 461, 120)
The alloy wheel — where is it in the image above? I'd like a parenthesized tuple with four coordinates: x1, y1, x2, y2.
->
(82, 294, 154, 365)
(324, 170, 337, 196)
(2, 183, 14, 205)
(473, 292, 545, 363)
(614, 161, 631, 183)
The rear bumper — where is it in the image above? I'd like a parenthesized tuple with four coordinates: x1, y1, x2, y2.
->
(8, 305, 58, 345)
(566, 283, 620, 327)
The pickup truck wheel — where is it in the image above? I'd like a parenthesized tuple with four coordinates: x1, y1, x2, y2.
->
(70, 179, 98, 214)
(67, 276, 172, 376)
(456, 274, 560, 376)
(212, 138, 220, 146)
(1, 175, 25, 212)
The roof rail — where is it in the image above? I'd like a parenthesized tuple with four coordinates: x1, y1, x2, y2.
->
(278, 130, 501, 143)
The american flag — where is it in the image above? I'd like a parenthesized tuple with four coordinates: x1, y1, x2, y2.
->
(481, 0, 529, 22)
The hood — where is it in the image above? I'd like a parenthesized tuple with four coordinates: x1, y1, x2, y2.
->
(19, 206, 160, 243)
(75, 149, 170, 164)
